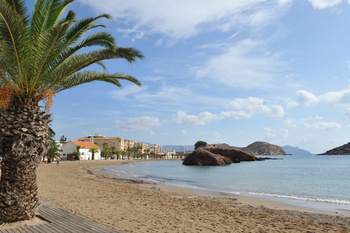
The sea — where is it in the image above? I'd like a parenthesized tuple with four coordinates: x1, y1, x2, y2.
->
(101, 154, 350, 214)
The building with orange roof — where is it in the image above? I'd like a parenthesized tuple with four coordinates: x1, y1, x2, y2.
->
(78, 134, 125, 152)
(61, 141, 101, 161)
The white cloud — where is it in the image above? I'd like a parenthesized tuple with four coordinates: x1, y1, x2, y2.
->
(345, 108, 350, 118)
(296, 90, 320, 107)
(229, 97, 285, 118)
(180, 129, 189, 135)
(110, 84, 230, 110)
(195, 39, 287, 89)
(78, 0, 291, 42)
(116, 116, 161, 131)
(319, 89, 350, 106)
(171, 97, 285, 126)
(149, 131, 156, 136)
(283, 119, 298, 128)
(265, 128, 288, 140)
(294, 89, 350, 108)
(283, 116, 324, 128)
(285, 98, 299, 109)
(305, 121, 341, 130)
(307, 0, 343, 9)
(109, 85, 146, 101)
(172, 111, 222, 126)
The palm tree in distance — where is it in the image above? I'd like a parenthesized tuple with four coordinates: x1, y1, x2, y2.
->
(60, 135, 67, 144)
(0, 0, 143, 223)
(89, 147, 98, 161)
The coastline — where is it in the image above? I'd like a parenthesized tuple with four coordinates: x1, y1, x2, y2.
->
(37, 159, 350, 232)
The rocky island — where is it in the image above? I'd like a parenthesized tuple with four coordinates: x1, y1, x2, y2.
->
(318, 142, 350, 155)
(241, 141, 287, 155)
(182, 147, 263, 166)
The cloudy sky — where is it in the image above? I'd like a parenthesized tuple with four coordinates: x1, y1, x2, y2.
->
(29, 0, 350, 154)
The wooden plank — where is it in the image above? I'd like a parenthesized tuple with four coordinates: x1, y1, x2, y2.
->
(0, 201, 122, 233)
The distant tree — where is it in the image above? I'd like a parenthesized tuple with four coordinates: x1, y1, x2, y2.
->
(115, 149, 121, 159)
(89, 147, 98, 160)
(102, 142, 108, 150)
(72, 151, 79, 160)
(45, 143, 61, 163)
(75, 146, 81, 160)
(111, 146, 116, 153)
(101, 148, 111, 160)
(195, 141, 207, 150)
(60, 135, 67, 144)
(121, 150, 126, 160)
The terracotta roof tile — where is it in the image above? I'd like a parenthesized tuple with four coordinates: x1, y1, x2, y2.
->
(71, 141, 101, 149)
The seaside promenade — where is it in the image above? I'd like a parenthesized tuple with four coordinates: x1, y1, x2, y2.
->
(0, 201, 121, 233)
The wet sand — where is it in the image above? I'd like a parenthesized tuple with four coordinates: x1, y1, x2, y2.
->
(37, 160, 350, 232)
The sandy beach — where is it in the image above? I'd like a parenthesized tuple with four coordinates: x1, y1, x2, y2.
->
(37, 160, 350, 232)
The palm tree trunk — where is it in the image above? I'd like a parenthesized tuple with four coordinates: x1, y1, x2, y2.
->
(0, 105, 51, 222)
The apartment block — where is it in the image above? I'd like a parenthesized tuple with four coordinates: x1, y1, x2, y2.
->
(78, 134, 159, 153)
(78, 134, 124, 152)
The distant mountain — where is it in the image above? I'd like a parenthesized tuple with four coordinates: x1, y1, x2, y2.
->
(242, 141, 287, 155)
(319, 142, 350, 155)
(282, 145, 312, 155)
(162, 145, 194, 151)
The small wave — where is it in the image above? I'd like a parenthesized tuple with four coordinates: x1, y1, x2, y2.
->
(246, 192, 350, 205)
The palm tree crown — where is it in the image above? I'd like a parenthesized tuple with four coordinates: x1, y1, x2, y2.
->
(0, 0, 143, 111)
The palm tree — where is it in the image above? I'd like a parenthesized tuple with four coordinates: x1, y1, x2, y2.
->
(121, 150, 126, 160)
(114, 148, 121, 159)
(44, 141, 61, 163)
(60, 135, 67, 144)
(89, 147, 98, 160)
(75, 145, 81, 160)
(101, 148, 110, 160)
(0, 0, 143, 222)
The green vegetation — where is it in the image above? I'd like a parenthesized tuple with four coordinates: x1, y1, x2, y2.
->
(195, 141, 207, 149)
(0, 0, 143, 222)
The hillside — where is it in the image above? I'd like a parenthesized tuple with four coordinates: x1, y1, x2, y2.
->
(242, 141, 287, 155)
(282, 145, 312, 155)
(319, 142, 350, 155)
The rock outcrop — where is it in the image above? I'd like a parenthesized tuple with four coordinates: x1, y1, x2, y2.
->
(205, 147, 263, 162)
(318, 142, 350, 155)
(182, 149, 232, 166)
(242, 141, 287, 155)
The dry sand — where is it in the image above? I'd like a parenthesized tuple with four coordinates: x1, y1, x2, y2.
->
(37, 160, 350, 233)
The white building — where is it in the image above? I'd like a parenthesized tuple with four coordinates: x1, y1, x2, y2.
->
(61, 141, 101, 161)
(163, 150, 177, 159)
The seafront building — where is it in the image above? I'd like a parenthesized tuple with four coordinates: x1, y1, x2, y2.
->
(61, 141, 101, 160)
(77, 134, 161, 154)
(78, 134, 125, 151)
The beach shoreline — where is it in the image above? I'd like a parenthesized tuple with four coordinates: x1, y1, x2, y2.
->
(37, 159, 350, 232)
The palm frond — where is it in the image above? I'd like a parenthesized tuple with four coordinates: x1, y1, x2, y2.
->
(0, 0, 144, 108)
(0, 0, 30, 91)
(52, 71, 141, 93)
(1, 0, 29, 25)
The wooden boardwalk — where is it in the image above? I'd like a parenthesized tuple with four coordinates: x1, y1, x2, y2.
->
(0, 201, 122, 233)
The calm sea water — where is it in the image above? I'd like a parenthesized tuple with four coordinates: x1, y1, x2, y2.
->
(101, 155, 350, 213)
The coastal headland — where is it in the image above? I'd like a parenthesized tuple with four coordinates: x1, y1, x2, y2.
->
(37, 160, 350, 232)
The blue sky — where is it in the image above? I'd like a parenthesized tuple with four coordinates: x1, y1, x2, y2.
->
(28, 0, 350, 154)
